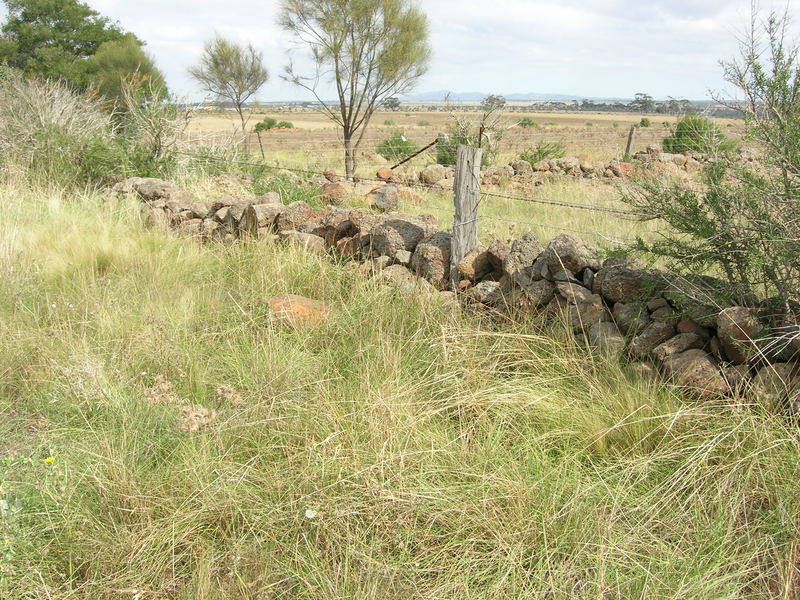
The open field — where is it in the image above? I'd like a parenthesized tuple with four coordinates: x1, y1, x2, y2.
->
(1, 177, 799, 599)
(186, 109, 746, 168)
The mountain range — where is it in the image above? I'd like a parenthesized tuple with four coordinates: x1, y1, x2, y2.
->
(401, 90, 633, 102)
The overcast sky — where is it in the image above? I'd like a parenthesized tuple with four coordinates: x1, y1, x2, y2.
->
(5, 0, 800, 101)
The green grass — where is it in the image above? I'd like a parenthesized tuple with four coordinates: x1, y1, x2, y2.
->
(1, 181, 799, 598)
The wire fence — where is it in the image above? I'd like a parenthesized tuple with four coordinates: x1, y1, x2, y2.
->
(175, 133, 650, 248)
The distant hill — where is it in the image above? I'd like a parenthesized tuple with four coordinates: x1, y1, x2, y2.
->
(401, 90, 631, 103)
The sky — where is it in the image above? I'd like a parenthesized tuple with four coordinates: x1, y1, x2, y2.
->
(4, 0, 800, 102)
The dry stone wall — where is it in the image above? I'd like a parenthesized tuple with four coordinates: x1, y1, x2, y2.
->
(114, 176, 800, 408)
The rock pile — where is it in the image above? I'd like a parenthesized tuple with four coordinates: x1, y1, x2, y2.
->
(116, 177, 799, 405)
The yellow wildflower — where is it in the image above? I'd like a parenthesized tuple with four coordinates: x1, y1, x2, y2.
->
(43, 456, 54, 464)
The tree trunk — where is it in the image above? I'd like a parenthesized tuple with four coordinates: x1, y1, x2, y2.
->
(237, 105, 249, 153)
(256, 131, 264, 159)
(343, 135, 357, 180)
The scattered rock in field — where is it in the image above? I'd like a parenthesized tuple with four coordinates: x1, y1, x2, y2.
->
(367, 184, 399, 213)
(321, 182, 348, 206)
(275, 201, 314, 232)
(376, 167, 395, 181)
(651, 333, 704, 363)
(267, 294, 329, 327)
(367, 215, 438, 260)
(419, 164, 447, 185)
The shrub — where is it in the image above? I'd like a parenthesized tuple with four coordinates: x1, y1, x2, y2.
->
(622, 9, 800, 316)
(662, 115, 737, 155)
(276, 121, 294, 129)
(518, 117, 539, 129)
(519, 141, 566, 165)
(383, 119, 395, 126)
(639, 117, 651, 127)
(254, 117, 278, 132)
(376, 132, 419, 162)
(417, 120, 431, 127)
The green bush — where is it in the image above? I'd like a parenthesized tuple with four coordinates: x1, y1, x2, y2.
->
(436, 132, 489, 166)
(519, 141, 566, 165)
(276, 120, 293, 129)
(254, 117, 278, 132)
(662, 115, 737, 155)
(518, 117, 539, 129)
(639, 117, 651, 127)
(376, 132, 419, 162)
(383, 119, 395, 126)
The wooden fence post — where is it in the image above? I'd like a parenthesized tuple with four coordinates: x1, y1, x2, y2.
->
(450, 144, 482, 290)
(625, 125, 637, 157)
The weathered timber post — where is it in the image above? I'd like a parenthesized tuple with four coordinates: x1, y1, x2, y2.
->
(625, 125, 637, 157)
(450, 144, 483, 290)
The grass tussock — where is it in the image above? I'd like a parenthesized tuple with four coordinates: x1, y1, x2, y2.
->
(0, 182, 799, 599)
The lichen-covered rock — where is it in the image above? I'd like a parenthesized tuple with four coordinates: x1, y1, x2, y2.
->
(366, 184, 398, 213)
(411, 232, 452, 290)
(367, 215, 439, 260)
(486, 240, 510, 271)
(375, 264, 437, 295)
(466, 280, 505, 308)
(716, 306, 763, 365)
(597, 265, 659, 304)
(457, 245, 492, 282)
(503, 232, 543, 278)
(517, 278, 556, 308)
(662, 349, 729, 397)
(511, 159, 533, 175)
(541, 234, 600, 277)
(275, 201, 313, 232)
(588, 322, 626, 359)
(629, 321, 676, 360)
(419, 164, 447, 185)
(751, 363, 800, 408)
(612, 302, 648, 336)
(321, 182, 348, 206)
(651, 333, 704, 363)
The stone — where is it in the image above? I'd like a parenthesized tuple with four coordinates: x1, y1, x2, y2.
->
(662, 349, 729, 397)
(612, 302, 649, 336)
(628, 361, 658, 380)
(503, 232, 543, 278)
(651, 333, 704, 363)
(394, 249, 412, 266)
(597, 265, 659, 304)
(588, 322, 626, 358)
(367, 215, 439, 260)
(411, 232, 452, 290)
(646, 297, 670, 312)
(486, 240, 510, 271)
(651, 306, 678, 323)
(556, 281, 594, 305)
(517, 278, 556, 308)
(367, 184, 399, 213)
(267, 294, 329, 327)
(323, 168, 338, 182)
(568, 294, 611, 332)
(275, 201, 314, 232)
(375, 264, 437, 295)
(510, 159, 533, 175)
(321, 182, 348, 206)
(676, 316, 711, 339)
(140, 205, 170, 230)
(457, 245, 492, 282)
(177, 218, 203, 237)
(466, 280, 505, 308)
(751, 363, 800, 408)
(335, 236, 361, 258)
(533, 159, 551, 172)
(716, 306, 763, 365)
(541, 234, 601, 277)
(240, 203, 284, 239)
(723, 364, 751, 393)
(376, 167, 394, 181)
(419, 164, 447, 185)
(278, 231, 326, 253)
(629, 320, 677, 360)
(397, 186, 423, 206)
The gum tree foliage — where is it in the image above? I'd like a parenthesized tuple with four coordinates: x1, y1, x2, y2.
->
(623, 8, 800, 336)
(85, 37, 167, 109)
(188, 36, 268, 147)
(280, 0, 431, 178)
(0, 0, 154, 90)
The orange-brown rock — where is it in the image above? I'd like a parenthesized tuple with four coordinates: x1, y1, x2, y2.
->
(267, 294, 329, 327)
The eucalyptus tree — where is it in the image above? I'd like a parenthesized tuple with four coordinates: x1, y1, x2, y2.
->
(280, 0, 430, 178)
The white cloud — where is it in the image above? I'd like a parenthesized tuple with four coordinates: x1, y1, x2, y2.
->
(5, 0, 800, 100)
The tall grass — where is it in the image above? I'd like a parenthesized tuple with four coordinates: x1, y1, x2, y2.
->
(1, 182, 798, 598)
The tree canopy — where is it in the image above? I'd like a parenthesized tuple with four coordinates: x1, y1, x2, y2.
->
(85, 36, 167, 107)
(0, 0, 138, 86)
